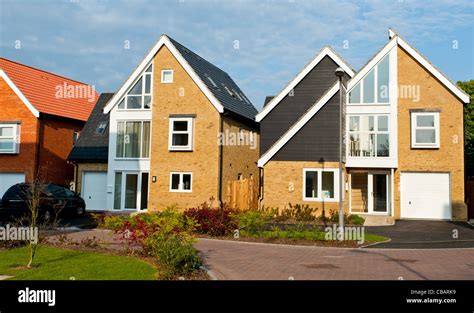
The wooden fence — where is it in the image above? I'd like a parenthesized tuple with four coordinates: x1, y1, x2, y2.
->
(467, 180, 474, 220)
(226, 178, 259, 210)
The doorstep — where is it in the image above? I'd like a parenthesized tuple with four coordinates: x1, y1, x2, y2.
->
(363, 215, 395, 227)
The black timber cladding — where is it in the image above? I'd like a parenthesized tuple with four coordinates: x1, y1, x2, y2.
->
(67, 93, 113, 162)
(272, 93, 340, 162)
(260, 55, 344, 155)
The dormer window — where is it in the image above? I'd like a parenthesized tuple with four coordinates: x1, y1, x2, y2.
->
(96, 122, 107, 135)
(118, 64, 152, 110)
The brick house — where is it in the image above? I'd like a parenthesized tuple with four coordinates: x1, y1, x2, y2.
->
(97, 35, 259, 211)
(257, 29, 470, 221)
(0, 58, 98, 196)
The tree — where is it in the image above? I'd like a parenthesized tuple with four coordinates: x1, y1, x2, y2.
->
(457, 80, 474, 178)
(24, 179, 45, 268)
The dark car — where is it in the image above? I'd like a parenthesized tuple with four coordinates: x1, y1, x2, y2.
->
(0, 183, 86, 222)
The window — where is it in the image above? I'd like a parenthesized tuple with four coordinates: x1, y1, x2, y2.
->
(0, 124, 19, 154)
(116, 121, 151, 158)
(411, 112, 440, 148)
(161, 70, 173, 83)
(303, 169, 339, 201)
(170, 172, 192, 192)
(73, 132, 79, 145)
(118, 64, 152, 110)
(348, 54, 390, 104)
(169, 117, 193, 151)
(348, 115, 389, 157)
(96, 122, 107, 135)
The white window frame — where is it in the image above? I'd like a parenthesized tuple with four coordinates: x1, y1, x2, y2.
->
(114, 171, 149, 210)
(115, 120, 151, 159)
(169, 172, 193, 192)
(411, 112, 440, 148)
(161, 69, 174, 83)
(302, 168, 339, 202)
(118, 64, 153, 110)
(0, 124, 20, 154)
(168, 117, 193, 151)
(347, 114, 390, 158)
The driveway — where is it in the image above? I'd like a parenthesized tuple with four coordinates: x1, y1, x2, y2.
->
(196, 238, 474, 280)
(366, 220, 474, 249)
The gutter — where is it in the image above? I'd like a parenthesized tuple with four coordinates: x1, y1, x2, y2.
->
(218, 112, 226, 206)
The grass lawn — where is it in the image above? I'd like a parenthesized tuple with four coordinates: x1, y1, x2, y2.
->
(0, 246, 158, 280)
(240, 229, 388, 244)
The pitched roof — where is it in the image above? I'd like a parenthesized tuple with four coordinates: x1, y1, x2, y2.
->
(168, 37, 258, 120)
(255, 46, 355, 122)
(103, 35, 258, 121)
(68, 93, 113, 162)
(263, 96, 275, 107)
(0, 57, 98, 121)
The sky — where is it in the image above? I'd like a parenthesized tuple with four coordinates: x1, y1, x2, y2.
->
(1, 0, 473, 110)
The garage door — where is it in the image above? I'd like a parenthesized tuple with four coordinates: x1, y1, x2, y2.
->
(82, 172, 107, 211)
(400, 172, 451, 220)
(0, 173, 25, 198)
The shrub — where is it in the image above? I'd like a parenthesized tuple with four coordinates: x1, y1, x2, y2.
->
(326, 210, 364, 225)
(235, 210, 272, 232)
(270, 203, 318, 222)
(348, 214, 365, 225)
(184, 202, 237, 236)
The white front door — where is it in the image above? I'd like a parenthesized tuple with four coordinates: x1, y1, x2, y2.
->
(82, 172, 107, 211)
(350, 171, 390, 214)
(114, 171, 149, 211)
(0, 173, 25, 198)
(400, 172, 451, 220)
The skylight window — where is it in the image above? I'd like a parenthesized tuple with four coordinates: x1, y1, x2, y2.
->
(223, 85, 235, 97)
(205, 74, 218, 88)
(96, 122, 108, 135)
(232, 89, 243, 101)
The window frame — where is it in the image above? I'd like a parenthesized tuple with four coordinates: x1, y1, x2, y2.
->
(411, 112, 440, 148)
(117, 64, 153, 110)
(168, 117, 193, 151)
(347, 114, 390, 158)
(161, 69, 174, 84)
(0, 123, 19, 154)
(302, 168, 339, 202)
(169, 172, 193, 193)
(115, 120, 151, 159)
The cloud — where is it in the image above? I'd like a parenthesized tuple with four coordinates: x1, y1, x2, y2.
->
(1, 0, 472, 109)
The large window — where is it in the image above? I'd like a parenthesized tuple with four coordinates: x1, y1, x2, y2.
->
(118, 64, 152, 110)
(0, 124, 19, 154)
(411, 112, 440, 148)
(169, 117, 193, 151)
(349, 54, 390, 104)
(170, 172, 192, 192)
(116, 121, 151, 158)
(348, 115, 389, 157)
(303, 169, 338, 201)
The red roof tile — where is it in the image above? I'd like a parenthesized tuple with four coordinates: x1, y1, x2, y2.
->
(0, 57, 98, 121)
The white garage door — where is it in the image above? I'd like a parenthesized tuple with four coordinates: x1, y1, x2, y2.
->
(0, 173, 25, 198)
(82, 172, 107, 211)
(400, 172, 451, 220)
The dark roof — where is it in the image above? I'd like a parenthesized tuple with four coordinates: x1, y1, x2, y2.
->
(263, 96, 275, 107)
(68, 93, 113, 162)
(168, 37, 258, 121)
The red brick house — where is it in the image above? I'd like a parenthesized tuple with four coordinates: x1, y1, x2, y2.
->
(0, 57, 98, 196)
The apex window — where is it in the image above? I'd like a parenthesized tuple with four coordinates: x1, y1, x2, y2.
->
(411, 112, 440, 148)
(118, 64, 152, 110)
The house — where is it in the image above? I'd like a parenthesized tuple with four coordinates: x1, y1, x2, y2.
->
(0, 57, 98, 196)
(68, 93, 114, 211)
(257, 29, 470, 221)
(101, 35, 259, 211)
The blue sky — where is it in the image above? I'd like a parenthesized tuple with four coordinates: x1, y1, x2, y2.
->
(1, 0, 473, 110)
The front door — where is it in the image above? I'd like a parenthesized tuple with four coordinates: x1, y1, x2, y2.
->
(368, 172, 389, 214)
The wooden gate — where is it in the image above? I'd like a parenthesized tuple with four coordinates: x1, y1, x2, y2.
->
(227, 178, 258, 210)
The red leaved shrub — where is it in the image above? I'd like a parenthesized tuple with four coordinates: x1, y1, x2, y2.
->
(183, 202, 237, 236)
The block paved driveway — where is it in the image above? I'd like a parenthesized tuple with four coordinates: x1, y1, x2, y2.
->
(196, 238, 474, 280)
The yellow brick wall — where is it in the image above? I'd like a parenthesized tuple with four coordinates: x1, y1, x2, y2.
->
(221, 116, 260, 203)
(262, 160, 349, 217)
(148, 45, 221, 210)
(396, 46, 466, 220)
(75, 163, 108, 194)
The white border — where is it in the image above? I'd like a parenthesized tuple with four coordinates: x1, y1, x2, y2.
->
(161, 69, 174, 84)
(168, 117, 193, 151)
(256, 46, 354, 122)
(410, 112, 440, 148)
(104, 35, 224, 114)
(0, 70, 40, 118)
(302, 168, 339, 202)
(169, 172, 193, 192)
